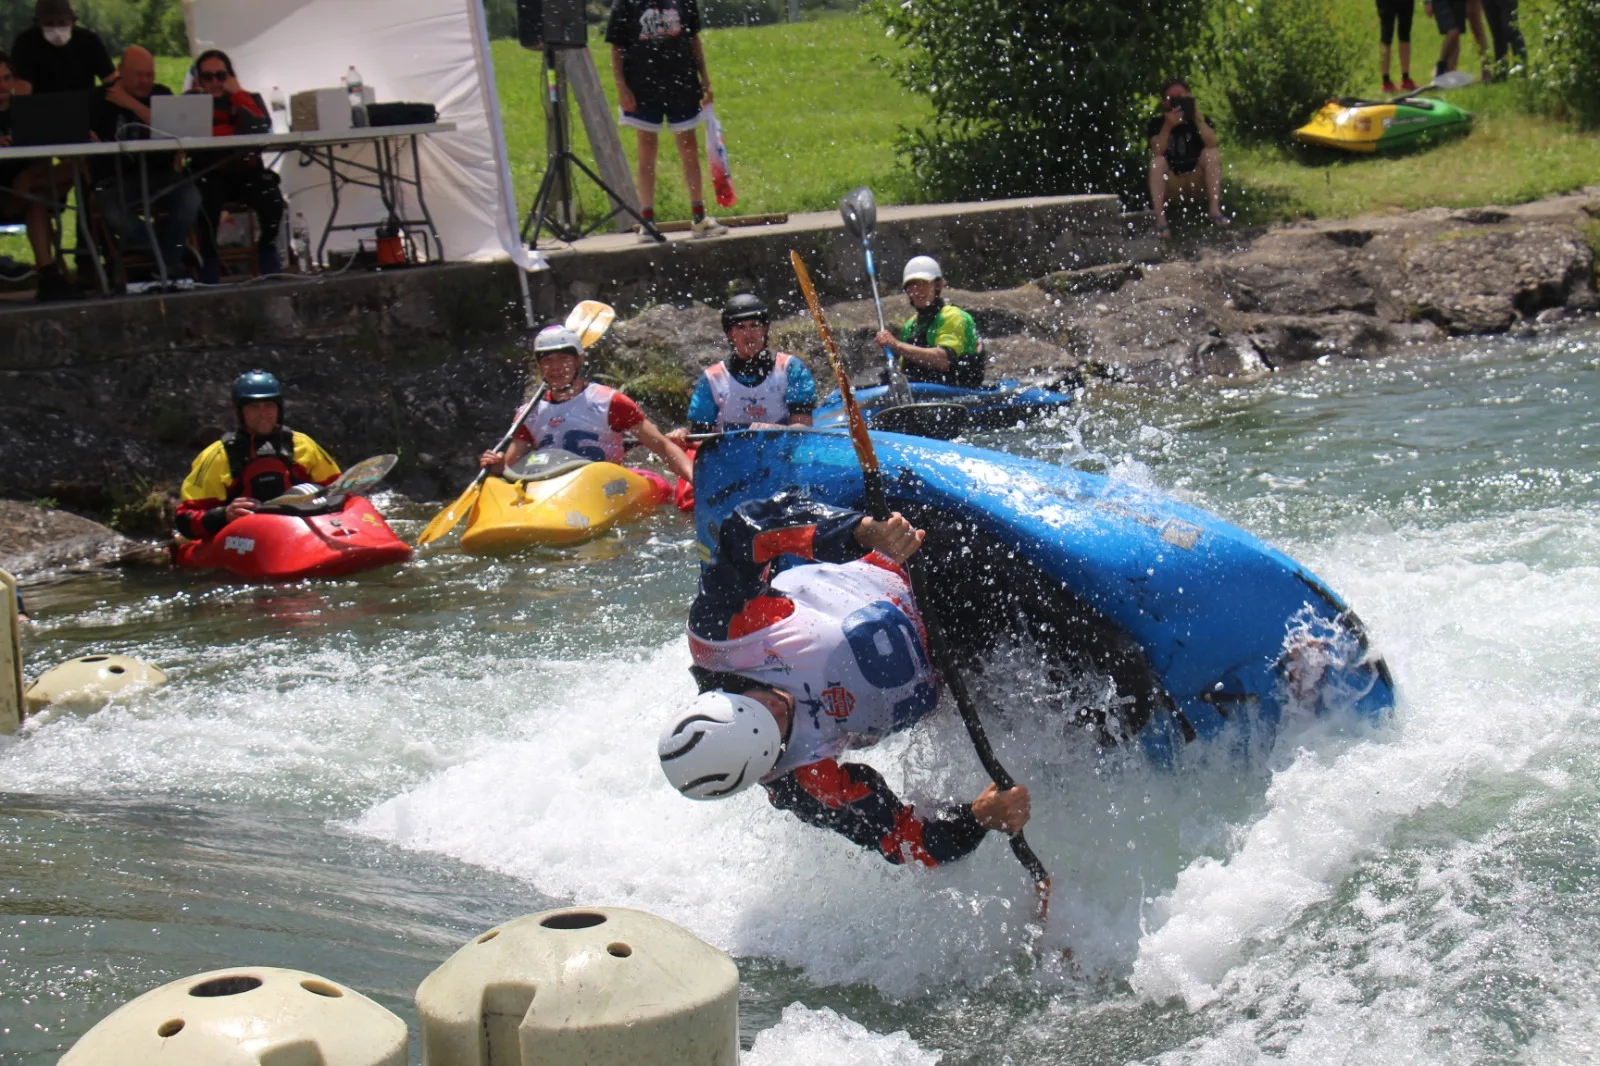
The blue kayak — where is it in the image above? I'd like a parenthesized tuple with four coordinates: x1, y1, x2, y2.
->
(693, 430, 1394, 764)
(812, 379, 1075, 438)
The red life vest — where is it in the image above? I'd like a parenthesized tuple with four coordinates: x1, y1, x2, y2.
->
(222, 427, 298, 502)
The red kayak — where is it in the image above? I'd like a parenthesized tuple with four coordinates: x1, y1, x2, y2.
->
(172, 496, 412, 581)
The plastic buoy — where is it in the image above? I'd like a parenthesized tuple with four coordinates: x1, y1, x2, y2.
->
(23, 654, 167, 718)
(416, 906, 739, 1066)
(1, 568, 22, 733)
(58, 966, 407, 1065)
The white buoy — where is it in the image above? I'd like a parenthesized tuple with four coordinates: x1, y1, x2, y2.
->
(24, 654, 167, 718)
(57, 967, 407, 1065)
(1, 568, 21, 733)
(416, 906, 740, 1066)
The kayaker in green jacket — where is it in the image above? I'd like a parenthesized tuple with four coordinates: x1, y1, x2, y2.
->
(872, 256, 986, 388)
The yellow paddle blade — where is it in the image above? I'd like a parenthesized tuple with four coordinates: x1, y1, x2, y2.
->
(416, 479, 483, 547)
(565, 300, 616, 348)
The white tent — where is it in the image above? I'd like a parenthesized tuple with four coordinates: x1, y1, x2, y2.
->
(181, 0, 532, 271)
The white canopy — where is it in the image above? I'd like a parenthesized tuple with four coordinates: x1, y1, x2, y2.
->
(181, 0, 530, 268)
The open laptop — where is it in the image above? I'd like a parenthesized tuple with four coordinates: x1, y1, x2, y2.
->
(149, 94, 214, 139)
(9, 91, 94, 147)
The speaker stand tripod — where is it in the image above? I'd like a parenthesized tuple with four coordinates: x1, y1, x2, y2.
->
(521, 49, 663, 246)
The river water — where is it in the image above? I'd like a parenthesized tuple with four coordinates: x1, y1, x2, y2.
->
(3, 326, 1597, 1064)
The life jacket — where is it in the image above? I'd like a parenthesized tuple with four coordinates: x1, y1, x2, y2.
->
(687, 556, 939, 781)
(521, 383, 627, 463)
(222, 426, 298, 502)
(704, 352, 799, 429)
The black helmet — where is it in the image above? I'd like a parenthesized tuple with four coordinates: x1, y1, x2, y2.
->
(232, 370, 282, 405)
(721, 293, 770, 331)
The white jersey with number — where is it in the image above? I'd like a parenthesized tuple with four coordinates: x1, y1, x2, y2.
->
(687, 557, 939, 780)
(521, 383, 626, 463)
(705, 353, 799, 429)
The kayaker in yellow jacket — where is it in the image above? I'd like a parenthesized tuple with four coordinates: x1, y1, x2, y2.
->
(176, 371, 340, 539)
(871, 256, 987, 388)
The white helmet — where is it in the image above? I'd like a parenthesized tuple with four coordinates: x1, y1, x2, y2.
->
(902, 255, 942, 285)
(533, 325, 583, 356)
(658, 690, 783, 799)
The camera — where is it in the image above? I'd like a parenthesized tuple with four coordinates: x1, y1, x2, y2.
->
(1179, 97, 1196, 123)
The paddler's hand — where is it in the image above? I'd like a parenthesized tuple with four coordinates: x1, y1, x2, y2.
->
(855, 512, 924, 563)
(225, 497, 258, 522)
(971, 782, 1031, 834)
(873, 329, 900, 351)
(479, 449, 506, 474)
(665, 427, 690, 445)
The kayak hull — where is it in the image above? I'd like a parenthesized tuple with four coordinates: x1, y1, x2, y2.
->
(813, 379, 1074, 434)
(460, 464, 672, 553)
(694, 430, 1394, 763)
(1293, 96, 1472, 153)
(173, 496, 412, 581)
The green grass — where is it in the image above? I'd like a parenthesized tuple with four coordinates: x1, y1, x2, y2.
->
(493, 17, 926, 224)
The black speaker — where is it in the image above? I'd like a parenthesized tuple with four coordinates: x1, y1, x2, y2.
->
(517, 0, 589, 50)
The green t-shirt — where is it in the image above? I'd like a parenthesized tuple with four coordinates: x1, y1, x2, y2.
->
(899, 301, 985, 387)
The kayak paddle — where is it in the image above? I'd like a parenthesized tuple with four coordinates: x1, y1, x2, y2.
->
(1390, 69, 1475, 101)
(838, 186, 966, 436)
(262, 454, 398, 510)
(417, 300, 617, 547)
(790, 249, 1053, 918)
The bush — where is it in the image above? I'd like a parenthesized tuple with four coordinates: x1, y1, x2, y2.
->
(1527, 0, 1600, 128)
(1209, 0, 1363, 145)
(867, 0, 1212, 201)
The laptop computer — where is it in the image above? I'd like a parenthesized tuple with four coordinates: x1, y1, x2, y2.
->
(9, 91, 94, 147)
(149, 94, 214, 139)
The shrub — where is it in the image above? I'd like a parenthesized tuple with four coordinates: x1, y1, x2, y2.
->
(1527, 0, 1600, 128)
(867, 0, 1213, 201)
(1209, 0, 1364, 145)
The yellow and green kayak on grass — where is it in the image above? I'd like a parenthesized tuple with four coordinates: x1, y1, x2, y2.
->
(459, 450, 674, 553)
(1293, 96, 1472, 153)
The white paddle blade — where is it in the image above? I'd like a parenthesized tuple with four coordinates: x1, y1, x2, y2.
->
(1431, 70, 1476, 90)
(565, 300, 617, 348)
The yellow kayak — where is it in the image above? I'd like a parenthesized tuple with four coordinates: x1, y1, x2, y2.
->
(460, 453, 673, 553)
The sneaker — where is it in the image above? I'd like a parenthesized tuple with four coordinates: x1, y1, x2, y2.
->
(690, 215, 729, 239)
(636, 223, 662, 244)
(1401, 76, 1418, 91)
(1382, 77, 1398, 93)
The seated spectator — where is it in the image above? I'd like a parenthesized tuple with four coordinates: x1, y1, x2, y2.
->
(0, 49, 79, 300)
(90, 46, 201, 281)
(9, 0, 114, 95)
(186, 49, 283, 280)
(1146, 79, 1227, 239)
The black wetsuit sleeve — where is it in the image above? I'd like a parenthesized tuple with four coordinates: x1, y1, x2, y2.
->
(689, 493, 866, 640)
(765, 759, 990, 867)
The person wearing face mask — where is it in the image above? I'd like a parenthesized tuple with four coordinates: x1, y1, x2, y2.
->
(8, 0, 114, 95)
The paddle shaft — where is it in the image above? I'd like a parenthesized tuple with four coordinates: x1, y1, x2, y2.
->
(859, 240, 915, 407)
(788, 251, 1052, 904)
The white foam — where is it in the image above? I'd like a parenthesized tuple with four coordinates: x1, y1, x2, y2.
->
(745, 1004, 941, 1066)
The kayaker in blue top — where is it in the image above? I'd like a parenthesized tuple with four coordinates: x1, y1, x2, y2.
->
(873, 256, 986, 388)
(657, 491, 1031, 867)
(674, 294, 817, 436)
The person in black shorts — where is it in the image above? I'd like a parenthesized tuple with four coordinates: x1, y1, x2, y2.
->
(605, 0, 727, 240)
(1479, 0, 1526, 77)
(1145, 79, 1226, 240)
(1376, 0, 1418, 93)
(1424, 0, 1487, 79)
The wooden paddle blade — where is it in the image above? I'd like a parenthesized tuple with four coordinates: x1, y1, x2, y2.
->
(565, 300, 616, 348)
(789, 250, 879, 480)
(416, 480, 482, 547)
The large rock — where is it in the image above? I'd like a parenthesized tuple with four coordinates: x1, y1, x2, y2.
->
(0, 500, 165, 576)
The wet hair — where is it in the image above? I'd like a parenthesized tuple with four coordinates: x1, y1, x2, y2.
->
(194, 48, 235, 76)
(1161, 78, 1191, 97)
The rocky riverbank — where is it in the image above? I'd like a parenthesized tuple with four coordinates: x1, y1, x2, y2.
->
(1, 189, 1595, 577)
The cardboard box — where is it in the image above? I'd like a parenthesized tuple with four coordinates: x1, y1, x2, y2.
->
(289, 87, 374, 132)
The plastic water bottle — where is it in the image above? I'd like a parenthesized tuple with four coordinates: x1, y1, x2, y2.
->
(344, 66, 366, 127)
(268, 85, 289, 133)
(291, 211, 313, 273)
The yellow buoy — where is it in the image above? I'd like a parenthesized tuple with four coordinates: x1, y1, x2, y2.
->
(58, 967, 407, 1065)
(416, 906, 739, 1066)
(24, 654, 167, 718)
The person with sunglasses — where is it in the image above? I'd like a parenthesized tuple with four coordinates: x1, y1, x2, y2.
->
(1145, 78, 1227, 240)
(186, 48, 285, 280)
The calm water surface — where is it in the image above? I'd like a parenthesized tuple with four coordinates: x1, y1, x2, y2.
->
(3, 327, 1597, 1064)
